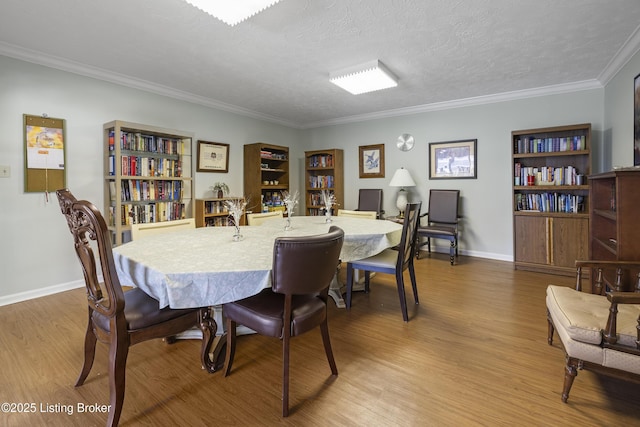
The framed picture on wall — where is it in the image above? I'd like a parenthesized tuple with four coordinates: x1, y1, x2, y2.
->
(359, 144, 385, 178)
(429, 139, 477, 179)
(634, 73, 640, 166)
(197, 140, 229, 172)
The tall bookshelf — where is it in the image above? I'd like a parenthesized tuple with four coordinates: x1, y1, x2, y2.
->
(243, 143, 289, 213)
(104, 120, 194, 246)
(304, 149, 344, 216)
(512, 123, 591, 276)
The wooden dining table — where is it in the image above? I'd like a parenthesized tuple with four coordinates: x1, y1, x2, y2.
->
(112, 215, 402, 368)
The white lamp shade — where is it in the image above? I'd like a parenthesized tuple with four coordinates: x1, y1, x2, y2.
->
(389, 168, 416, 188)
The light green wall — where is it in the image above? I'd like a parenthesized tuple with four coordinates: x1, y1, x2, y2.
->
(1, 47, 638, 303)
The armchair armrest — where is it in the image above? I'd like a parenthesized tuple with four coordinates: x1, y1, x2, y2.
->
(602, 291, 640, 348)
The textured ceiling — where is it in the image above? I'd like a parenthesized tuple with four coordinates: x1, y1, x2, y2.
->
(1, 0, 640, 128)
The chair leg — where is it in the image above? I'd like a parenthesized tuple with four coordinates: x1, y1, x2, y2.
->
(320, 319, 338, 376)
(282, 325, 291, 416)
(408, 262, 419, 305)
(346, 263, 354, 309)
(364, 271, 371, 293)
(223, 318, 237, 377)
(75, 313, 97, 387)
(547, 312, 555, 345)
(449, 240, 455, 265)
(562, 357, 579, 403)
(395, 270, 409, 322)
(107, 331, 129, 427)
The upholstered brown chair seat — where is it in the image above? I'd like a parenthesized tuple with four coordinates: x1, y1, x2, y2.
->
(420, 224, 456, 237)
(224, 289, 325, 337)
(92, 288, 197, 332)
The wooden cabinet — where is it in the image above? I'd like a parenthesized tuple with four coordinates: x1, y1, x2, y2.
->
(243, 143, 289, 213)
(589, 170, 640, 261)
(304, 149, 344, 216)
(195, 198, 246, 227)
(512, 123, 591, 275)
(104, 120, 194, 246)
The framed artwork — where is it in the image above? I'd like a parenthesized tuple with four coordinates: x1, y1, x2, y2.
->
(197, 140, 229, 173)
(359, 144, 385, 178)
(23, 114, 66, 193)
(634, 73, 640, 166)
(429, 139, 477, 179)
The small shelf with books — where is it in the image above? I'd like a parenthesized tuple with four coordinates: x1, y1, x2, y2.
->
(304, 149, 344, 216)
(195, 197, 247, 227)
(512, 123, 591, 276)
(104, 120, 194, 246)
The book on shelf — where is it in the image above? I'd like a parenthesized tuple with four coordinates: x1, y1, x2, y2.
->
(514, 135, 586, 154)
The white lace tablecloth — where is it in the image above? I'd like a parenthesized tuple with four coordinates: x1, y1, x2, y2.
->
(112, 216, 402, 309)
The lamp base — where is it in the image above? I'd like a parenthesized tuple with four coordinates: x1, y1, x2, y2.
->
(396, 188, 408, 219)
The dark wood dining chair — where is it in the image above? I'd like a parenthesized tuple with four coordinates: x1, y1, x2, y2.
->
(357, 188, 384, 218)
(345, 202, 422, 321)
(56, 189, 215, 427)
(222, 226, 345, 417)
(416, 189, 460, 264)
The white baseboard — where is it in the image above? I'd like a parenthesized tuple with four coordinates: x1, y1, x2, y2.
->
(0, 279, 85, 307)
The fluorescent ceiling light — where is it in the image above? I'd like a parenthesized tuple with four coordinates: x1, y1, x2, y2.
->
(184, 0, 281, 26)
(330, 60, 398, 95)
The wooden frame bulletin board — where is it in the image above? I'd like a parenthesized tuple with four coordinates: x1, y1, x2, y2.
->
(23, 114, 66, 193)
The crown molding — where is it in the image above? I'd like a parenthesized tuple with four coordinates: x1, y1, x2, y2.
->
(598, 24, 640, 85)
(301, 80, 603, 129)
(0, 42, 299, 129)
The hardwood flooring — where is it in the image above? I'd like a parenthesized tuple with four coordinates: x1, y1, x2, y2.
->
(1, 254, 639, 426)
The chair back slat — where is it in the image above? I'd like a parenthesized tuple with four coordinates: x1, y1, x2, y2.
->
(398, 203, 422, 270)
(427, 190, 459, 224)
(272, 226, 344, 296)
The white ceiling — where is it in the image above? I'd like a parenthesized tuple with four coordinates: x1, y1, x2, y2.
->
(2, 0, 640, 129)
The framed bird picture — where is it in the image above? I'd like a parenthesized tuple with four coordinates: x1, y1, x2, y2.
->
(359, 144, 385, 178)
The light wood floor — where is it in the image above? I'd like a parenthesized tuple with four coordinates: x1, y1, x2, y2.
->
(2, 254, 640, 426)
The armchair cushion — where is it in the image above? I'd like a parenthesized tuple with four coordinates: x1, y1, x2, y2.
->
(546, 285, 640, 347)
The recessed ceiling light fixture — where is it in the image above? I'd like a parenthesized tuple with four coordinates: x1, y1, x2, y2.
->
(330, 60, 398, 95)
(184, 0, 282, 26)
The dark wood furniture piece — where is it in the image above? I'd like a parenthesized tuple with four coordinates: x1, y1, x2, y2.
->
(512, 123, 591, 276)
(357, 188, 384, 218)
(345, 202, 422, 322)
(304, 149, 344, 216)
(222, 226, 345, 417)
(416, 189, 460, 265)
(56, 189, 215, 427)
(546, 260, 640, 403)
(244, 142, 289, 213)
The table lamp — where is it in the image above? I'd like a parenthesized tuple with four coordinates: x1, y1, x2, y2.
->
(389, 167, 416, 218)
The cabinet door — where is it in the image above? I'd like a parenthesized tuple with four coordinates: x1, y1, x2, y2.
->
(550, 217, 588, 268)
(514, 216, 548, 264)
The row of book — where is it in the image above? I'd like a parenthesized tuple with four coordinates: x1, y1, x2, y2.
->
(308, 154, 334, 168)
(515, 193, 584, 213)
(514, 135, 586, 154)
(260, 150, 287, 160)
(514, 163, 581, 186)
(308, 175, 334, 189)
(308, 191, 335, 208)
(108, 202, 186, 226)
(203, 217, 233, 227)
(117, 180, 183, 202)
(109, 154, 182, 177)
(108, 130, 184, 155)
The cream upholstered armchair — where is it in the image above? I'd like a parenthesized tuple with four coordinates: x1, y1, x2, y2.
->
(546, 260, 640, 403)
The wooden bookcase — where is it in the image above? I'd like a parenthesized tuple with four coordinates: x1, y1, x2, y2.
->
(589, 169, 640, 261)
(512, 123, 591, 276)
(243, 143, 289, 213)
(104, 120, 194, 246)
(195, 197, 246, 227)
(304, 149, 344, 216)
